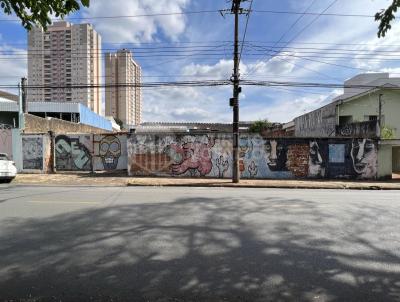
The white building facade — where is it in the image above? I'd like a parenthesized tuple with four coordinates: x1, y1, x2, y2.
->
(28, 21, 102, 115)
(105, 49, 142, 127)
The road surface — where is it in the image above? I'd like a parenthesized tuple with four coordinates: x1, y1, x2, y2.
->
(0, 184, 399, 301)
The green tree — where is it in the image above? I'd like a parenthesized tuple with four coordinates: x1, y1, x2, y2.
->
(114, 117, 124, 130)
(249, 119, 272, 134)
(0, 0, 90, 30)
(376, 0, 400, 37)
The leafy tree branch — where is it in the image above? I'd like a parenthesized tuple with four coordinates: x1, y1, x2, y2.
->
(0, 0, 89, 30)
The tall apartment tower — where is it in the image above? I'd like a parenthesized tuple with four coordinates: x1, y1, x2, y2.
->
(105, 49, 142, 127)
(28, 21, 102, 114)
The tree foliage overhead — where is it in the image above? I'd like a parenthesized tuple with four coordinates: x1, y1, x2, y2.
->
(0, 0, 90, 30)
(376, 0, 400, 38)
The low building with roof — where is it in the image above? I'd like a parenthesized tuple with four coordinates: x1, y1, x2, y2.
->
(0, 101, 112, 131)
(293, 73, 400, 179)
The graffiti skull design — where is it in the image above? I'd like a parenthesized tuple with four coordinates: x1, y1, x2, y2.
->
(100, 136, 121, 170)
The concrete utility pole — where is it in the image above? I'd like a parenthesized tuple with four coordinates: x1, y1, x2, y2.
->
(18, 77, 27, 130)
(21, 77, 27, 114)
(379, 93, 383, 137)
(231, 0, 243, 183)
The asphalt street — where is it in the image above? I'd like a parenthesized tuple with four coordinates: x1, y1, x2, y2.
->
(0, 184, 399, 301)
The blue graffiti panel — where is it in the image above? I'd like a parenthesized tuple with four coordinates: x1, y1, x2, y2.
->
(329, 144, 345, 163)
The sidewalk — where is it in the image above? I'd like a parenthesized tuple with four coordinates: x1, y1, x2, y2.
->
(12, 173, 400, 190)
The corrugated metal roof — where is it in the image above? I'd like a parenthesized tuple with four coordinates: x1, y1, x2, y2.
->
(0, 101, 80, 113)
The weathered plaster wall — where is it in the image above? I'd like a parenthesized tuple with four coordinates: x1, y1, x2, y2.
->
(0, 129, 12, 158)
(25, 114, 111, 134)
(392, 146, 400, 173)
(128, 133, 378, 180)
(378, 145, 393, 179)
(294, 103, 337, 138)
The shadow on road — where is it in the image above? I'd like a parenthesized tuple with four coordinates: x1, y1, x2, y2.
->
(0, 195, 399, 301)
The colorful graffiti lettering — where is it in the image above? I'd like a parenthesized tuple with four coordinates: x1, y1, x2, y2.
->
(55, 135, 92, 171)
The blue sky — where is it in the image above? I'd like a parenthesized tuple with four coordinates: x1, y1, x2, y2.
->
(1, 0, 400, 123)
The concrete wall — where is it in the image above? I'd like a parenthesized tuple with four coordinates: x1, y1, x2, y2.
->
(24, 114, 111, 134)
(128, 133, 379, 180)
(338, 89, 400, 139)
(0, 129, 12, 158)
(393, 146, 400, 172)
(378, 144, 393, 179)
(294, 103, 337, 137)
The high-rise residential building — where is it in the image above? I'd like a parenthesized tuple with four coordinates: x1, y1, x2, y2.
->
(105, 49, 142, 127)
(27, 21, 102, 115)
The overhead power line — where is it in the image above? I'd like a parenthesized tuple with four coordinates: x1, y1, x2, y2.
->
(0, 9, 377, 23)
(0, 80, 398, 91)
(238, 0, 254, 65)
(245, 0, 339, 78)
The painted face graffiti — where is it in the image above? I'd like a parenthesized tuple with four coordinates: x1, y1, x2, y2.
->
(100, 136, 121, 170)
(265, 140, 288, 171)
(309, 140, 325, 178)
(164, 137, 215, 176)
(351, 139, 377, 178)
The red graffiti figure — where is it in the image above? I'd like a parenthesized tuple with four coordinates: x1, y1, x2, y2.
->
(165, 137, 215, 176)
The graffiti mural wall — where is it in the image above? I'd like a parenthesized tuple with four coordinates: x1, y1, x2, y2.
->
(22, 136, 43, 170)
(93, 134, 127, 171)
(55, 134, 93, 171)
(0, 129, 12, 158)
(128, 133, 378, 180)
(128, 134, 233, 178)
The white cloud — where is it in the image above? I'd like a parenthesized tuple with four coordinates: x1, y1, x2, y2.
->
(182, 59, 232, 79)
(82, 0, 190, 43)
(142, 86, 230, 122)
(0, 45, 26, 95)
(181, 56, 296, 80)
(241, 89, 342, 123)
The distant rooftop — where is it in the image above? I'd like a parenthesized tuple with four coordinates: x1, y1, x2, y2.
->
(0, 90, 18, 102)
(333, 73, 400, 102)
(134, 122, 255, 133)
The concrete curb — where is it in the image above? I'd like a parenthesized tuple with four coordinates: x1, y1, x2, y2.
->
(125, 183, 398, 190)
(12, 174, 400, 190)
